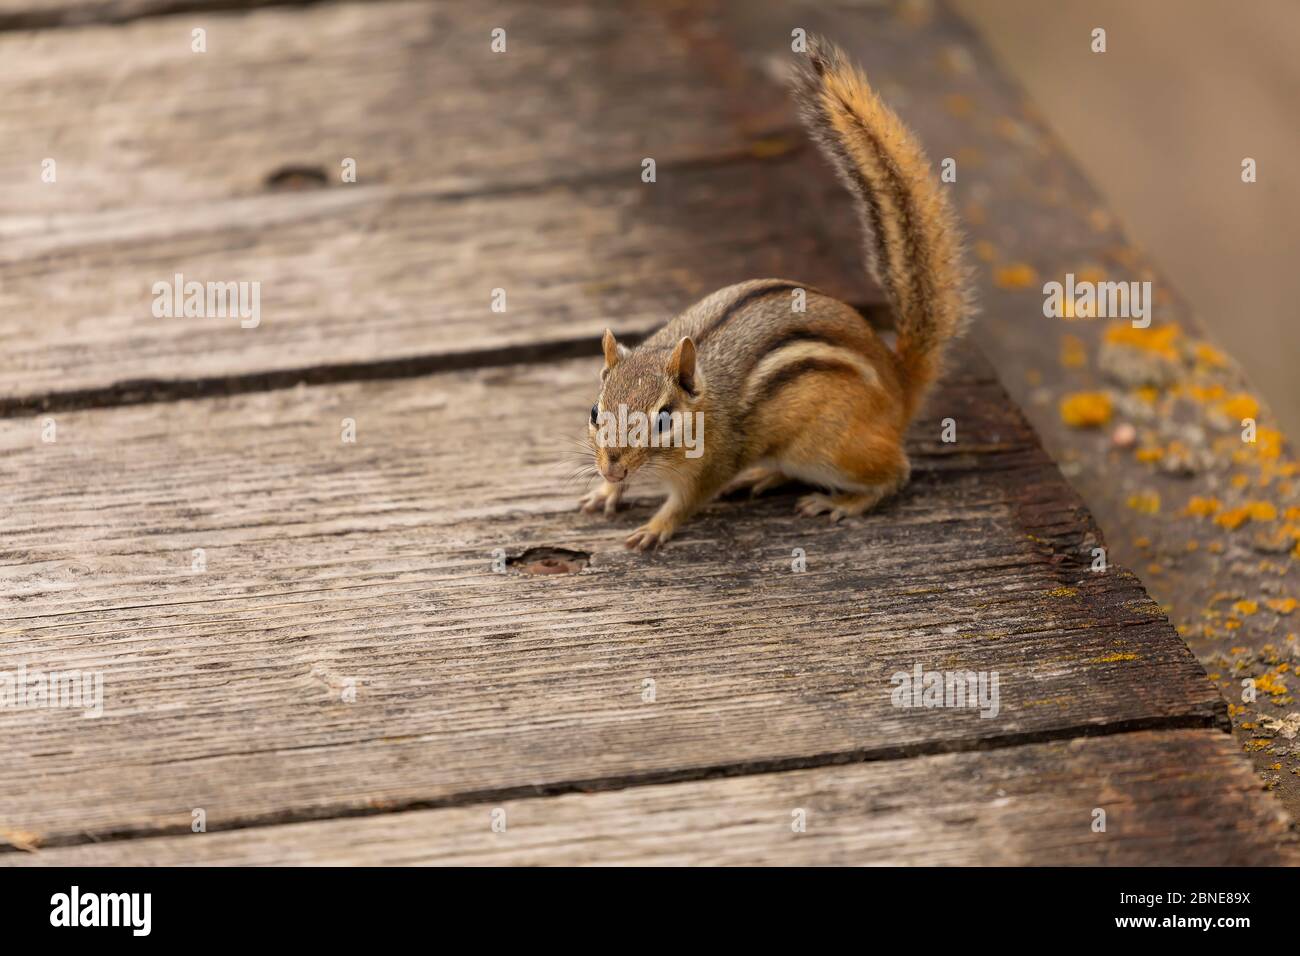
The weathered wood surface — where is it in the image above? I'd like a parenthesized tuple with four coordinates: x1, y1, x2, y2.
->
(756, 0, 1300, 816)
(8, 730, 1295, 866)
(0, 1, 303, 30)
(0, 344, 1227, 849)
(0, 154, 872, 410)
(0, 0, 792, 216)
(0, 0, 876, 408)
(0, 0, 1292, 864)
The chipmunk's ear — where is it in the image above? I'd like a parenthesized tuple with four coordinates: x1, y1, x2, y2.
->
(667, 336, 697, 394)
(602, 328, 628, 370)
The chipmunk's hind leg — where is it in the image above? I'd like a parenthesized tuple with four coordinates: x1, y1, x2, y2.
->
(787, 418, 910, 522)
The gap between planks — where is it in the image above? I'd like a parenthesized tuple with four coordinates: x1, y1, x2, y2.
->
(0, 302, 888, 419)
(0, 717, 1229, 855)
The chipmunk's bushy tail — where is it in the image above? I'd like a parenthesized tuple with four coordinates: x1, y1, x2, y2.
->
(791, 37, 973, 418)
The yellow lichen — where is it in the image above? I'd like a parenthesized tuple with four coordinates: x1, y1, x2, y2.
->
(1247, 501, 1277, 521)
(1266, 598, 1297, 615)
(1060, 391, 1112, 428)
(1184, 496, 1221, 518)
(1093, 652, 1139, 663)
(1194, 343, 1227, 368)
(1218, 393, 1260, 421)
(1127, 491, 1161, 515)
(1103, 321, 1181, 361)
(1214, 507, 1251, 530)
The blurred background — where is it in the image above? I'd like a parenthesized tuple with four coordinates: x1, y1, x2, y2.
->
(955, 0, 1300, 437)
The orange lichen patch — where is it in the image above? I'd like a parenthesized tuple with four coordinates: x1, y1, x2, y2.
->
(1146, 563, 1163, 576)
(1059, 334, 1086, 368)
(1230, 474, 1249, 489)
(1247, 501, 1278, 521)
(1218, 393, 1260, 422)
(1266, 598, 1298, 615)
(1093, 652, 1139, 664)
(1214, 507, 1251, 530)
(973, 238, 997, 262)
(1047, 587, 1078, 597)
(1193, 342, 1227, 368)
(1183, 496, 1221, 518)
(1208, 541, 1224, 554)
(994, 262, 1037, 289)
(1224, 618, 1241, 630)
(1227, 702, 1245, 717)
(1126, 490, 1161, 515)
(1134, 386, 1159, 405)
(1135, 446, 1163, 463)
(1256, 671, 1288, 696)
(1185, 383, 1226, 404)
(1134, 536, 1151, 549)
(1060, 391, 1112, 428)
(1103, 321, 1181, 361)
(1247, 739, 1271, 751)
(1255, 427, 1283, 460)
(1186, 540, 1199, 552)
(1233, 600, 1259, 616)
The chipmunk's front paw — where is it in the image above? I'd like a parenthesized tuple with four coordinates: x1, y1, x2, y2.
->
(625, 517, 676, 551)
(579, 481, 624, 517)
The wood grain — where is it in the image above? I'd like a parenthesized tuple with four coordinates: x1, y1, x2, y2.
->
(0, 345, 1227, 849)
(7, 730, 1292, 865)
(0, 0, 790, 217)
(0, 152, 872, 408)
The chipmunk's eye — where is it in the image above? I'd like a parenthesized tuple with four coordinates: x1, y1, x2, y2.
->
(654, 406, 674, 434)
(590, 403, 599, 426)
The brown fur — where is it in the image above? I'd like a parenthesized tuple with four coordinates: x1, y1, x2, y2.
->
(579, 38, 972, 550)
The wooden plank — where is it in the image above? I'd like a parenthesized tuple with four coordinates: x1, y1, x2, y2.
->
(0, 344, 1226, 849)
(7, 730, 1293, 865)
(0, 1, 296, 31)
(0, 0, 792, 218)
(0, 0, 879, 406)
(0, 153, 872, 409)
(730, 0, 1300, 817)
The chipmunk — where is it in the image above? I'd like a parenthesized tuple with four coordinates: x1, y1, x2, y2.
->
(580, 37, 973, 550)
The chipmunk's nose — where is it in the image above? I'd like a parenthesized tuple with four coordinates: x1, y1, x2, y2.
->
(601, 459, 627, 483)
